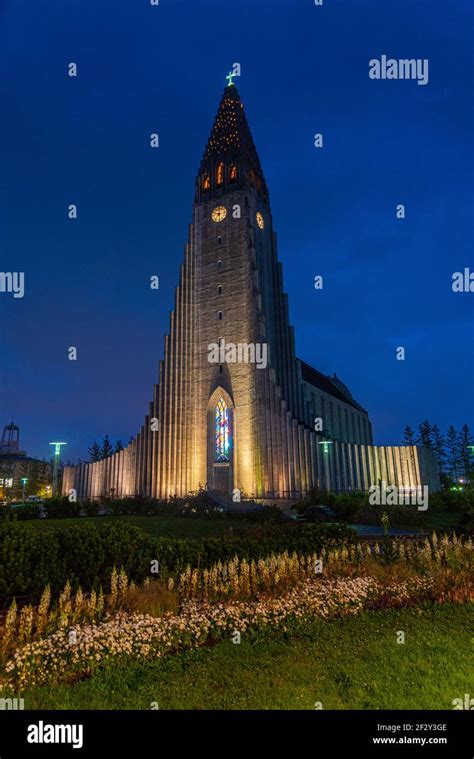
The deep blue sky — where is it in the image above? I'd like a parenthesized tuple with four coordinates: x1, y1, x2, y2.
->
(0, 0, 472, 462)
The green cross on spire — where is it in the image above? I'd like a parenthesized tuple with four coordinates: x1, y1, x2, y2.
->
(226, 71, 235, 87)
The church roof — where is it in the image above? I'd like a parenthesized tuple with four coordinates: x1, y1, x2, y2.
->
(197, 84, 267, 198)
(299, 360, 366, 412)
(203, 85, 256, 158)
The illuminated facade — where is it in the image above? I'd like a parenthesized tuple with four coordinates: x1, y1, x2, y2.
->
(63, 84, 440, 500)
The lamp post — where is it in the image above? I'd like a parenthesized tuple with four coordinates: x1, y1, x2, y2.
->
(49, 442, 67, 498)
(21, 477, 28, 502)
(318, 439, 333, 455)
(318, 439, 333, 490)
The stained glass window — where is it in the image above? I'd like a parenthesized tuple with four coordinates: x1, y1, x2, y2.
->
(215, 398, 230, 462)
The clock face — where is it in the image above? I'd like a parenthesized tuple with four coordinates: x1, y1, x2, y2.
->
(256, 211, 265, 229)
(212, 206, 227, 222)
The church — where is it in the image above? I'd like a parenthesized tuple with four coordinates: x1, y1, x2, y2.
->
(63, 81, 440, 501)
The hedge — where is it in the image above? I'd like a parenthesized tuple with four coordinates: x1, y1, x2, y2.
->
(0, 521, 354, 602)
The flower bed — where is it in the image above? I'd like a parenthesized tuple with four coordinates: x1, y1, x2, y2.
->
(1, 575, 435, 691)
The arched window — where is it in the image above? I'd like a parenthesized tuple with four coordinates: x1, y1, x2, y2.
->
(229, 164, 237, 182)
(203, 175, 210, 190)
(215, 398, 230, 462)
(216, 162, 225, 186)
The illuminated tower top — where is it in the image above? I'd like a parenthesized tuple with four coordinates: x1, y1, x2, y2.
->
(195, 83, 268, 203)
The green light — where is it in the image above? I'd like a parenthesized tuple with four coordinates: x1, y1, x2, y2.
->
(50, 442, 67, 456)
(318, 440, 333, 454)
(21, 478, 28, 484)
(49, 442, 67, 498)
(226, 71, 235, 87)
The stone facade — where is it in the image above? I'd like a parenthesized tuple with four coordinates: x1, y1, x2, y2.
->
(62, 85, 440, 501)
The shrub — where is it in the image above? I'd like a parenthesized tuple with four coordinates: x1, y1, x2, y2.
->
(0, 522, 155, 601)
(430, 490, 474, 513)
(459, 507, 474, 535)
(0, 505, 43, 522)
(0, 521, 354, 602)
(331, 494, 365, 522)
(303, 486, 338, 507)
(44, 498, 82, 519)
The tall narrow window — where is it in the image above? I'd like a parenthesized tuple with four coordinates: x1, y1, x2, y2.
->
(216, 162, 224, 186)
(203, 175, 210, 190)
(217, 310, 223, 320)
(229, 164, 237, 182)
(215, 398, 230, 462)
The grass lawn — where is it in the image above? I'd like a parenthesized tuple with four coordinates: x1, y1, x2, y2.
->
(15, 514, 254, 540)
(21, 604, 472, 710)
(14, 509, 462, 540)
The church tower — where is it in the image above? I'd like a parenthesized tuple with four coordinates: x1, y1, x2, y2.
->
(149, 81, 307, 498)
(62, 82, 440, 501)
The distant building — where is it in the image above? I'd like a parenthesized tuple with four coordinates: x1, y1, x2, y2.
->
(0, 423, 51, 500)
(0, 422, 25, 457)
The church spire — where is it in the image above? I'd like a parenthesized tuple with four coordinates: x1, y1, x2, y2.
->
(195, 83, 268, 202)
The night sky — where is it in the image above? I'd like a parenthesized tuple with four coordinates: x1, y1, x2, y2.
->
(1, 0, 472, 462)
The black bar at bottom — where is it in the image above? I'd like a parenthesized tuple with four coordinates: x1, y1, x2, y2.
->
(0, 710, 471, 757)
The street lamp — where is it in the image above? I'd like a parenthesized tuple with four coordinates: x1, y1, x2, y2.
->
(49, 442, 67, 498)
(318, 440, 333, 454)
(21, 477, 29, 502)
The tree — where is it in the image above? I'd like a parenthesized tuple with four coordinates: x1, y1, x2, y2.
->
(402, 425, 416, 446)
(88, 441, 102, 463)
(417, 420, 434, 450)
(15, 458, 52, 498)
(446, 426, 461, 482)
(432, 425, 446, 476)
(115, 440, 124, 453)
(458, 424, 474, 483)
(101, 435, 113, 459)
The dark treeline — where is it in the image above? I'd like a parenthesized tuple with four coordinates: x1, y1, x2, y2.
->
(402, 421, 473, 483)
(88, 435, 124, 463)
